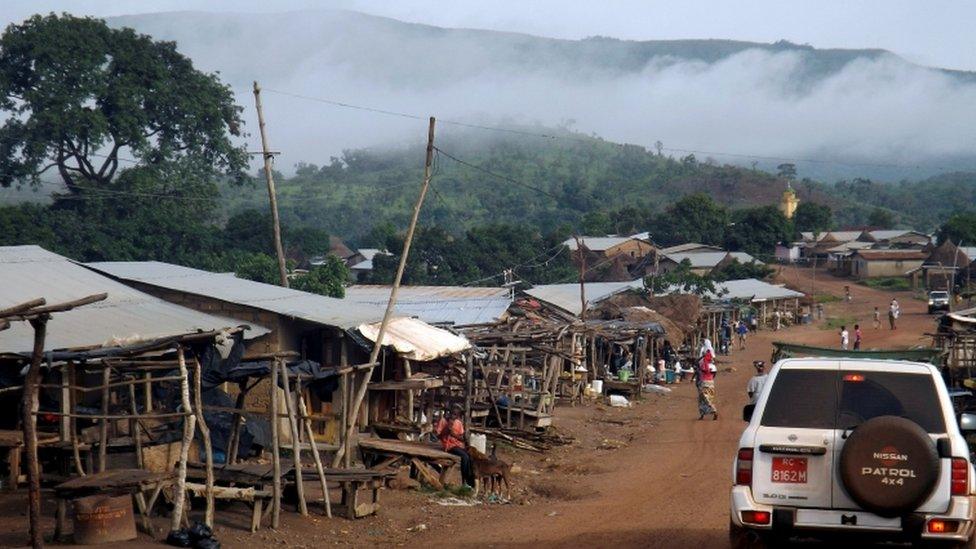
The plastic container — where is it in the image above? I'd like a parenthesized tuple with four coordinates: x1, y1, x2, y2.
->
(469, 433, 487, 455)
(618, 370, 632, 382)
(591, 380, 604, 394)
(665, 370, 676, 384)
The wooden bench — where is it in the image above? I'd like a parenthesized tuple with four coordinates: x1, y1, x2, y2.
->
(53, 469, 175, 540)
(358, 438, 460, 490)
(0, 429, 59, 490)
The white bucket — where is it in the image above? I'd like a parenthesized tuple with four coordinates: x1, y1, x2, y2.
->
(591, 380, 604, 394)
(469, 433, 487, 455)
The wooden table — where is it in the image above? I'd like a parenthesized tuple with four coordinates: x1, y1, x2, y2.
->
(53, 469, 175, 540)
(0, 429, 59, 491)
(359, 438, 459, 490)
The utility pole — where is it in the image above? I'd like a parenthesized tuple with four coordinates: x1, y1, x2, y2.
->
(574, 235, 587, 320)
(332, 117, 436, 468)
(253, 81, 289, 287)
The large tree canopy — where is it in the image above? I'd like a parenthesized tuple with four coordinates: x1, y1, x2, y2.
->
(0, 14, 247, 192)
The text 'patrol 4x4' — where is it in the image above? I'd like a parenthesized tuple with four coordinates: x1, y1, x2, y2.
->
(731, 358, 976, 547)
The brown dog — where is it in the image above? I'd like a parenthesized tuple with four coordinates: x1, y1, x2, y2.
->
(468, 444, 512, 500)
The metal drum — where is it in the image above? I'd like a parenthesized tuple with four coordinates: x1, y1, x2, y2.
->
(72, 494, 137, 545)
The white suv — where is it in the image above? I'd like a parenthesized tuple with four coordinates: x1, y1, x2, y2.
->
(731, 358, 976, 547)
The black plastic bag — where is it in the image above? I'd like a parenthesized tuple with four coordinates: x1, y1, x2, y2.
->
(166, 529, 193, 547)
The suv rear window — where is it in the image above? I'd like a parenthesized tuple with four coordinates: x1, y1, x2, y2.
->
(760, 369, 946, 433)
(837, 371, 945, 433)
(761, 369, 837, 429)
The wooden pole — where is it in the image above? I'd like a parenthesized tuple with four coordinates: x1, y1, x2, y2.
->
(332, 116, 436, 468)
(192, 359, 215, 528)
(297, 388, 332, 517)
(278, 360, 307, 516)
(98, 366, 111, 472)
(269, 359, 282, 528)
(69, 363, 85, 476)
(253, 81, 289, 287)
(574, 235, 587, 320)
(170, 347, 197, 533)
(22, 317, 47, 549)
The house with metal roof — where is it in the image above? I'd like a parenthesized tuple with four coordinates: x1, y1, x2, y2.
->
(658, 251, 761, 276)
(0, 246, 264, 357)
(523, 280, 645, 317)
(345, 285, 511, 326)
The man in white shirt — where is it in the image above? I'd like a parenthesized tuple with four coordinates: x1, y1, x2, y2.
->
(747, 361, 768, 403)
(840, 326, 850, 350)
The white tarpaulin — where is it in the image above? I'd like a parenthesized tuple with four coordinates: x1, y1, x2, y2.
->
(357, 317, 471, 361)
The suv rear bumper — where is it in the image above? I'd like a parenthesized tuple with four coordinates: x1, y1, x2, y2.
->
(731, 486, 975, 542)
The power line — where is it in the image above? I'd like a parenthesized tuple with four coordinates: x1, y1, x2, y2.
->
(258, 86, 967, 172)
(433, 146, 564, 201)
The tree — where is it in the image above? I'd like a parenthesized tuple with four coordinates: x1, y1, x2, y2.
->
(725, 206, 793, 257)
(793, 202, 833, 235)
(649, 193, 728, 246)
(712, 259, 775, 282)
(867, 208, 895, 229)
(0, 14, 247, 192)
(291, 256, 349, 298)
(232, 253, 283, 285)
(646, 259, 719, 296)
(776, 163, 797, 180)
(580, 211, 613, 235)
(937, 211, 976, 246)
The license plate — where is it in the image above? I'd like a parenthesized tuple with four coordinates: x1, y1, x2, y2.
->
(771, 457, 808, 483)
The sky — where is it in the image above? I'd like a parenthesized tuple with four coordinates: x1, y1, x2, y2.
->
(0, 1, 973, 182)
(2, 0, 974, 71)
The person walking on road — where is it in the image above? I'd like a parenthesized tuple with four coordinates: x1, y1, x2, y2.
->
(840, 325, 850, 350)
(696, 339, 718, 421)
(853, 324, 862, 350)
(873, 306, 881, 329)
(889, 298, 900, 330)
(736, 320, 748, 350)
(747, 361, 768, 404)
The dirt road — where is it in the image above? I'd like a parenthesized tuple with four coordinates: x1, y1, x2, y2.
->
(0, 267, 942, 548)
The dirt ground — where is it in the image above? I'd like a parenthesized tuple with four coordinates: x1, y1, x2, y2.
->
(0, 266, 953, 548)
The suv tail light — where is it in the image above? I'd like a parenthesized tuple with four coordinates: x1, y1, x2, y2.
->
(736, 448, 754, 485)
(951, 458, 968, 496)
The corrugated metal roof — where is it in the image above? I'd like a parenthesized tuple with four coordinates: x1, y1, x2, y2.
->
(358, 317, 471, 361)
(87, 261, 383, 330)
(345, 285, 511, 326)
(663, 251, 760, 268)
(524, 280, 645, 315)
(563, 232, 651, 251)
(0, 246, 265, 355)
(660, 243, 723, 254)
(711, 278, 805, 302)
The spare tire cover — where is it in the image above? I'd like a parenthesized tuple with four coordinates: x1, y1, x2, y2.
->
(839, 415, 940, 517)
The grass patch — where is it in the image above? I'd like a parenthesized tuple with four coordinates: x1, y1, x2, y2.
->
(822, 316, 857, 330)
(859, 277, 911, 291)
(814, 294, 841, 303)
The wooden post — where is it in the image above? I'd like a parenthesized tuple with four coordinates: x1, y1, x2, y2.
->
(128, 382, 144, 469)
(463, 353, 473, 442)
(269, 359, 282, 528)
(340, 338, 351, 468)
(192, 359, 215, 528)
(297, 388, 332, 518)
(278, 359, 307, 516)
(170, 347, 197, 533)
(98, 366, 111, 472)
(68, 363, 85, 476)
(252, 81, 289, 287)
(574, 235, 587, 320)
(403, 359, 413, 424)
(332, 116, 436, 468)
(22, 317, 47, 549)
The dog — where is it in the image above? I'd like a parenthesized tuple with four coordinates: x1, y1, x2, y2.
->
(468, 444, 512, 500)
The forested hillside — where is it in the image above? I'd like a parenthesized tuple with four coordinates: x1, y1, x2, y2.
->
(227, 129, 976, 245)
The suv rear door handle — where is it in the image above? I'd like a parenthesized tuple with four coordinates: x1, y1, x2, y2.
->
(758, 444, 828, 455)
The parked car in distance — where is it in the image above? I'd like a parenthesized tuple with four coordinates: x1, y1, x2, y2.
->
(731, 358, 976, 548)
(930, 291, 951, 314)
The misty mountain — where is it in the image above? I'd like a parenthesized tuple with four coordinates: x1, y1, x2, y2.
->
(223, 128, 976, 244)
(106, 10, 976, 181)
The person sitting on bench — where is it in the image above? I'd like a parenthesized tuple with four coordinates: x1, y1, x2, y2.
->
(435, 404, 474, 488)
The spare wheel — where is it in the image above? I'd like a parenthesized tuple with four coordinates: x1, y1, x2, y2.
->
(839, 415, 940, 517)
